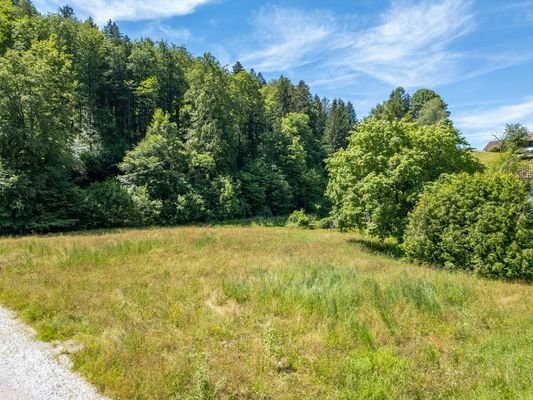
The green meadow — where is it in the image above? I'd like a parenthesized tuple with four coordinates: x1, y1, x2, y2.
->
(0, 226, 531, 399)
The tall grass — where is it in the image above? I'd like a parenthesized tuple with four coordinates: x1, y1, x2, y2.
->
(0, 226, 531, 399)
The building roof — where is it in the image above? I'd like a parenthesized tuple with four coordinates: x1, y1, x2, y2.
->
(483, 140, 501, 152)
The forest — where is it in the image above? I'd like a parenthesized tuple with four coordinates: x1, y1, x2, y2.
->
(0, 1, 530, 279)
(0, 1, 451, 231)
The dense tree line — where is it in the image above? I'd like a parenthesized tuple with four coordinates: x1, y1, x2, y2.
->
(0, 1, 490, 231)
(0, 1, 460, 234)
(0, 1, 359, 233)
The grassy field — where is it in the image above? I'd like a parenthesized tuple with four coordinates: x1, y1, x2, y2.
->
(473, 151, 502, 167)
(0, 226, 531, 399)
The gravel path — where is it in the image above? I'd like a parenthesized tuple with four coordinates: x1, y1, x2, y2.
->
(0, 306, 109, 400)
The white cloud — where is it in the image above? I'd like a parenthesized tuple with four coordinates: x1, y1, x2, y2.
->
(335, 0, 474, 86)
(239, 1, 530, 90)
(454, 99, 533, 149)
(240, 6, 334, 72)
(33, 0, 215, 23)
(455, 99, 533, 130)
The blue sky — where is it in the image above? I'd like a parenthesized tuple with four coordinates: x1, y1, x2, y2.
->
(34, 0, 533, 149)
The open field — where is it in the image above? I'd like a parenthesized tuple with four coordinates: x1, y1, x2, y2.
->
(473, 151, 502, 167)
(0, 226, 531, 399)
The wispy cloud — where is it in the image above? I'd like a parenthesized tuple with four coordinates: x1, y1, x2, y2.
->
(239, 0, 529, 90)
(34, 0, 215, 23)
(240, 6, 335, 72)
(333, 0, 474, 86)
(454, 98, 533, 148)
(455, 99, 533, 130)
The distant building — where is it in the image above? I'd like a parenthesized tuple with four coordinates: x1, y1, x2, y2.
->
(483, 140, 502, 152)
(484, 132, 533, 152)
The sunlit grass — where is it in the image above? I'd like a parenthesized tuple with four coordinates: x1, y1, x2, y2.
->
(0, 226, 531, 399)
(473, 151, 503, 167)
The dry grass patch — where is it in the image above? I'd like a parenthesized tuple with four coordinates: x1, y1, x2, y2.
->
(0, 226, 531, 399)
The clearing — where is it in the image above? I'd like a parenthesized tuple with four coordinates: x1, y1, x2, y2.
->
(0, 226, 531, 399)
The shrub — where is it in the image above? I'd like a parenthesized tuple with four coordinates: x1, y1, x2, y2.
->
(128, 185, 163, 226)
(317, 217, 335, 230)
(287, 209, 311, 228)
(403, 172, 532, 280)
(84, 180, 140, 228)
(174, 190, 208, 223)
(213, 175, 241, 220)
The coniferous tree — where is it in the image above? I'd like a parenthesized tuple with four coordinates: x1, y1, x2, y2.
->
(185, 53, 237, 172)
(232, 60, 244, 75)
(323, 99, 356, 155)
(370, 87, 411, 121)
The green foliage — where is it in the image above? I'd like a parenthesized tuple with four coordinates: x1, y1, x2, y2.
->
(262, 75, 294, 127)
(404, 172, 532, 280)
(371, 87, 450, 126)
(323, 99, 356, 155)
(128, 185, 163, 225)
(370, 87, 411, 121)
(409, 89, 449, 119)
(417, 97, 450, 126)
(0, 35, 81, 233)
(239, 161, 292, 216)
(120, 109, 193, 224)
(230, 70, 265, 166)
(120, 110, 243, 224)
(279, 112, 325, 211)
(502, 123, 529, 151)
(0, 166, 83, 233)
(326, 119, 482, 239)
(185, 53, 237, 172)
(212, 175, 240, 220)
(83, 180, 140, 228)
(287, 209, 311, 228)
(0, 4, 493, 249)
(0, 0, 14, 53)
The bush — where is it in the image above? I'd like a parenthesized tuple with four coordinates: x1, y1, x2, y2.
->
(287, 209, 311, 228)
(317, 217, 336, 230)
(174, 189, 208, 223)
(213, 175, 241, 220)
(403, 172, 532, 280)
(84, 180, 140, 228)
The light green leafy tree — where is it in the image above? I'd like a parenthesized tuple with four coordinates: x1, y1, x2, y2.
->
(417, 97, 450, 126)
(0, 36, 80, 232)
(119, 109, 189, 223)
(0, 0, 14, 54)
(326, 119, 482, 239)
